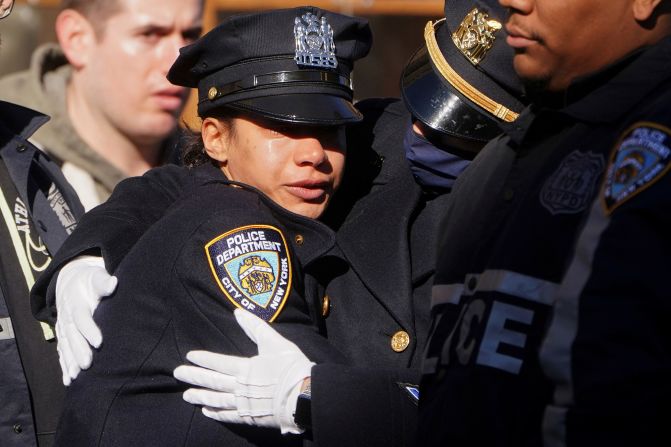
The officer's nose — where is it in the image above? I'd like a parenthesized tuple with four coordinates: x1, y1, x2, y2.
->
(498, 0, 533, 14)
(294, 137, 328, 167)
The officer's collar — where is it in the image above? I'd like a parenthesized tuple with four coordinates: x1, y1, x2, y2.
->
(522, 49, 640, 111)
(193, 162, 336, 233)
(538, 36, 671, 124)
(0, 101, 50, 142)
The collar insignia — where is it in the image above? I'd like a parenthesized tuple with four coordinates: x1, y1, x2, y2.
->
(294, 12, 337, 69)
(452, 8, 502, 65)
(206, 225, 292, 322)
(397, 382, 420, 405)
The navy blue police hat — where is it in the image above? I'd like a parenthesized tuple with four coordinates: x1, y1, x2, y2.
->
(168, 6, 372, 125)
(401, 0, 526, 143)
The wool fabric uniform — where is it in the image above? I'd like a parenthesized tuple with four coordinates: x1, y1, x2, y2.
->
(31, 7, 374, 445)
(31, 0, 524, 444)
(304, 1, 525, 440)
(421, 36, 671, 447)
(307, 97, 453, 447)
(31, 1, 531, 445)
(32, 99, 444, 447)
(51, 163, 346, 446)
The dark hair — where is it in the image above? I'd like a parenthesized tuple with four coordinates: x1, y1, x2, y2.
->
(180, 108, 238, 168)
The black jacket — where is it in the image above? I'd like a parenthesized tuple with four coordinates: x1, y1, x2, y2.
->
(0, 101, 83, 447)
(421, 38, 671, 446)
(310, 98, 451, 447)
(54, 164, 346, 446)
(32, 99, 451, 447)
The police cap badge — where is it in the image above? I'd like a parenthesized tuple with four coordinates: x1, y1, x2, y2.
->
(294, 12, 338, 69)
(401, 0, 527, 144)
(168, 7, 372, 125)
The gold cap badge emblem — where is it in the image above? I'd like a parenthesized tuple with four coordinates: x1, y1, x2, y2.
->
(452, 8, 502, 66)
(208, 86, 219, 101)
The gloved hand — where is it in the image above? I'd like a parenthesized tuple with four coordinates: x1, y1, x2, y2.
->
(173, 309, 315, 434)
(55, 255, 117, 386)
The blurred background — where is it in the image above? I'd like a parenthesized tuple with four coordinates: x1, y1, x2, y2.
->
(0, 0, 443, 123)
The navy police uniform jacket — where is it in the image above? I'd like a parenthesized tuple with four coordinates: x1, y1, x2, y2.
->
(310, 98, 451, 447)
(421, 37, 671, 446)
(1, 101, 83, 447)
(45, 163, 345, 446)
(32, 99, 450, 447)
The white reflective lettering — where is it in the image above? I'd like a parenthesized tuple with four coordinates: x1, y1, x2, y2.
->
(240, 298, 256, 311)
(279, 257, 288, 286)
(455, 299, 486, 365)
(271, 289, 283, 309)
(221, 277, 242, 299)
(477, 301, 534, 374)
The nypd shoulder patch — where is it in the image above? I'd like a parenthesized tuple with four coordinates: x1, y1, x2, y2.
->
(602, 122, 671, 214)
(205, 225, 292, 322)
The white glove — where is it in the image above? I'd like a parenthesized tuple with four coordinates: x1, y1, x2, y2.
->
(55, 255, 117, 386)
(173, 309, 314, 434)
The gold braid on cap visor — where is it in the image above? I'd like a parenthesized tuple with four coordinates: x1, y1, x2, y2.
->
(424, 19, 519, 123)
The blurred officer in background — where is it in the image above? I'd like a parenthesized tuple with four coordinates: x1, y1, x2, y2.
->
(1, 1, 85, 446)
(0, 0, 203, 210)
(32, 1, 527, 445)
(421, 0, 671, 445)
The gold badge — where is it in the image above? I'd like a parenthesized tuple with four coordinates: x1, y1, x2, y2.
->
(207, 86, 219, 101)
(391, 330, 410, 353)
(239, 255, 275, 295)
(452, 8, 502, 65)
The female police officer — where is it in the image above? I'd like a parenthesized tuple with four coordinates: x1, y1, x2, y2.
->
(32, 1, 528, 445)
(36, 7, 372, 446)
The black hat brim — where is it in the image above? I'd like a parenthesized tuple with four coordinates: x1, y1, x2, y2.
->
(400, 45, 503, 143)
(223, 93, 363, 126)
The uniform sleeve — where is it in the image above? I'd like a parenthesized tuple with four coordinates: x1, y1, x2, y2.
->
(76, 165, 194, 271)
(170, 187, 345, 364)
(30, 165, 192, 324)
(310, 364, 420, 447)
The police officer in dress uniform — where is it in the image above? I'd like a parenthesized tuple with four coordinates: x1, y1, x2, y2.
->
(1, 1, 84, 446)
(421, 0, 671, 445)
(32, 7, 371, 447)
(32, 1, 527, 446)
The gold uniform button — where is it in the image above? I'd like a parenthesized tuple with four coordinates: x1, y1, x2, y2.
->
(208, 86, 219, 100)
(294, 234, 304, 245)
(391, 331, 410, 353)
(321, 295, 330, 318)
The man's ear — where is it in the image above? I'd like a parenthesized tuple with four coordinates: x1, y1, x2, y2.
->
(55, 9, 96, 69)
(632, 0, 663, 21)
(202, 117, 230, 164)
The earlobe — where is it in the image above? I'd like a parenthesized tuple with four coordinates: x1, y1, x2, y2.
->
(202, 118, 229, 163)
(55, 9, 96, 69)
(632, 0, 662, 21)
